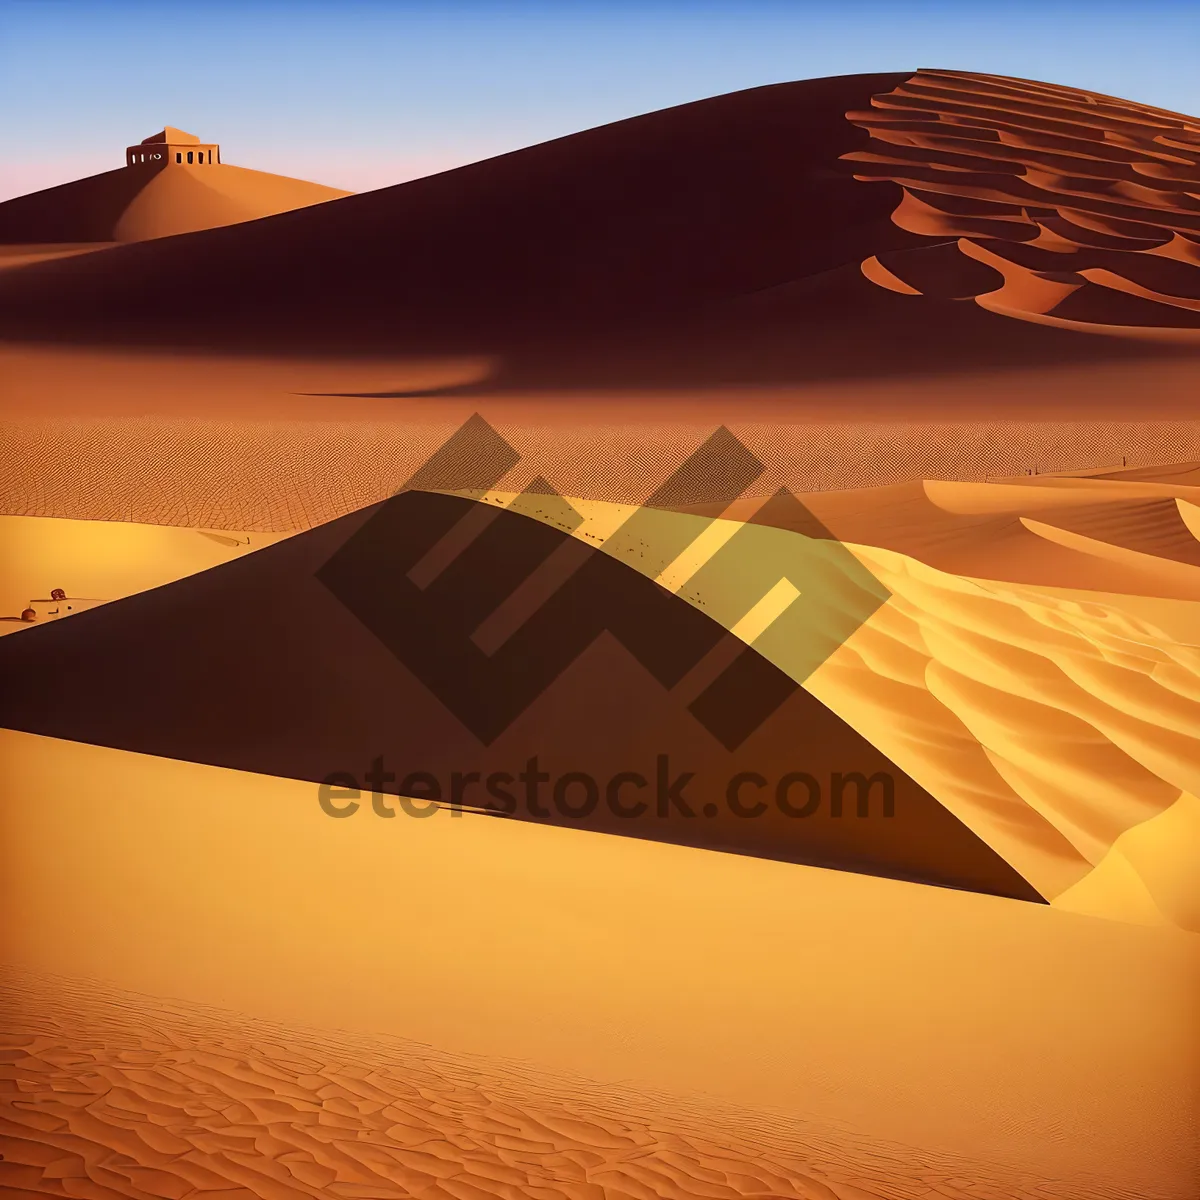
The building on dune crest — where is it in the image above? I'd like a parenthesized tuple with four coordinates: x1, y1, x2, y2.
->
(126, 126, 220, 168)
(0, 123, 351, 246)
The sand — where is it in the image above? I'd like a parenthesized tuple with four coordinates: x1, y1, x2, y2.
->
(0, 161, 349, 247)
(1, 734, 1196, 1200)
(2, 66, 1198, 1200)
(0, 514, 290, 628)
(848, 71, 1200, 338)
(2, 464, 1197, 927)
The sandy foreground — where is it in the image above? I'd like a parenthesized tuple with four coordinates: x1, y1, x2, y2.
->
(1, 732, 1197, 1200)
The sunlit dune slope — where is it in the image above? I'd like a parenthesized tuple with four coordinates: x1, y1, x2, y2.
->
(741, 472, 1200, 597)
(4, 760, 1198, 1200)
(508, 479, 1200, 926)
(0, 514, 289, 626)
(0, 160, 349, 247)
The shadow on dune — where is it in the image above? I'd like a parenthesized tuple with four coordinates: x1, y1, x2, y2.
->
(296, 265, 1200, 398)
(0, 488, 1043, 903)
(4, 71, 1195, 392)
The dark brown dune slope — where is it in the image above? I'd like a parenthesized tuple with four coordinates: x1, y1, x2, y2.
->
(2, 72, 1198, 392)
(0, 168, 150, 245)
(0, 74, 913, 352)
(0, 486, 1041, 902)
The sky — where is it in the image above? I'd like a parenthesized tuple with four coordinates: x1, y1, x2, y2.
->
(2, 0, 1198, 201)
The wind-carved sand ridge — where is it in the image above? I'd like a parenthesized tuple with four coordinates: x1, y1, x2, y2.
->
(847, 69, 1200, 335)
(467, 467, 1200, 930)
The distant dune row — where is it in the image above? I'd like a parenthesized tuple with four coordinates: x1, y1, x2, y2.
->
(2, 414, 1198, 530)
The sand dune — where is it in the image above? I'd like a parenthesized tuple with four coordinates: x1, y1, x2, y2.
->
(3, 69, 1199, 386)
(0, 515, 289, 630)
(0, 160, 348, 248)
(0, 495, 1037, 901)
(2, 464, 1197, 927)
(2, 71, 1198, 534)
(2, 67, 1198, 1200)
(500, 482, 1200, 923)
(847, 70, 1200, 336)
(1, 749, 1196, 1200)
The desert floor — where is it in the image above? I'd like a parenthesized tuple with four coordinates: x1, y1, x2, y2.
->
(1, 730, 1197, 1200)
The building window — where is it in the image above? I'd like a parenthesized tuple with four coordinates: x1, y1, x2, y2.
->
(207, 150, 212, 163)
(187, 151, 194, 163)
(176, 152, 182, 163)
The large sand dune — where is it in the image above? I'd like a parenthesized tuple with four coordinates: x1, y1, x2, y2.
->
(1, 753, 1196, 1200)
(1, 70, 1198, 377)
(2, 71, 1199, 532)
(0, 160, 349, 250)
(2, 460, 1197, 928)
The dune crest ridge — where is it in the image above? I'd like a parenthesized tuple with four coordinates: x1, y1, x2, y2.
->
(466, 478, 1200, 924)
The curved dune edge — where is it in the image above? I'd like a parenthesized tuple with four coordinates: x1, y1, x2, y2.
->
(974, 294, 1200, 343)
(3, 483, 1197, 926)
(920, 477, 1194, 514)
(480, 487, 1200, 916)
(1052, 791, 1200, 931)
(1178, 497, 1200, 541)
(808, 549, 1200, 907)
(860, 253, 921, 294)
(845, 69, 1200, 338)
(1019, 515, 1200, 585)
(456, 488, 1200, 918)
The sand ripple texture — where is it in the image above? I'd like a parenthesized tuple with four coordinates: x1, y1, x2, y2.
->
(0, 967, 1169, 1200)
(847, 70, 1200, 336)
(488, 467, 1200, 930)
(2, 415, 1199, 533)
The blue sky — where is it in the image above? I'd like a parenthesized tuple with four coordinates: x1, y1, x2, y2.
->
(2, 0, 1198, 199)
